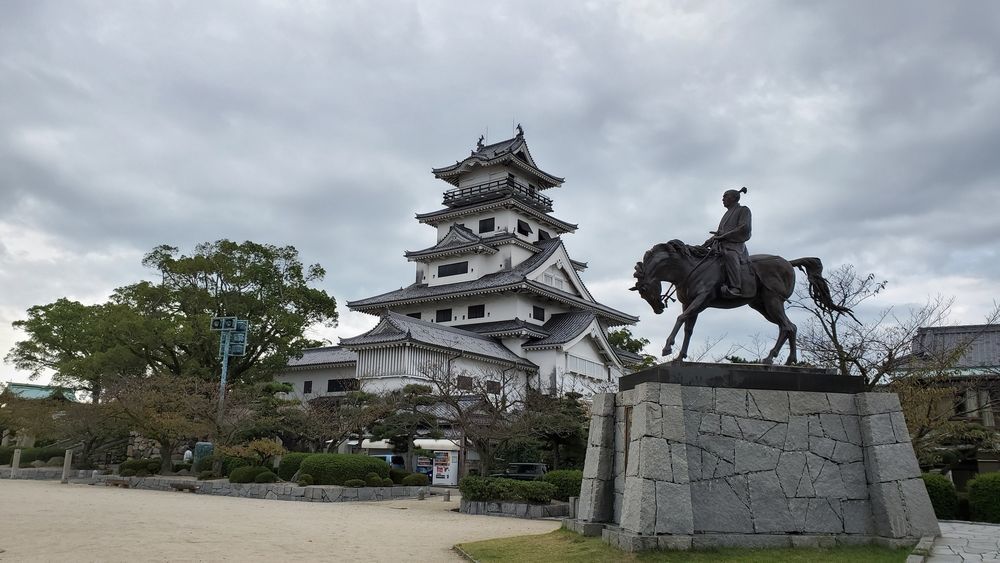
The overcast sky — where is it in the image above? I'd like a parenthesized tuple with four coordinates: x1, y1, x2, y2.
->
(2, 1, 999, 384)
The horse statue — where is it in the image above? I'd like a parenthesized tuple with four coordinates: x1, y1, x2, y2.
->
(631, 240, 855, 364)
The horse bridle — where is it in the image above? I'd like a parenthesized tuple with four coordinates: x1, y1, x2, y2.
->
(658, 242, 719, 308)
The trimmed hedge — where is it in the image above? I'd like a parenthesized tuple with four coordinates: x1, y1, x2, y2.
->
(277, 452, 312, 481)
(1, 446, 70, 466)
(344, 478, 365, 488)
(365, 474, 383, 487)
(229, 465, 273, 484)
(298, 454, 389, 486)
(459, 476, 556, 504)
(401, 473, 429, 486)
(542, 470, 583, 501)
(389, 468, 409, 484)
(195, 455, 249, 476)
(921, 473, 958, 520)
(120, 458, 162, 475)
(381, 477, 394, 487)
(297, 473, 314, 486)
(254, 471, 279, 483)
(968, 472, 1000, 523)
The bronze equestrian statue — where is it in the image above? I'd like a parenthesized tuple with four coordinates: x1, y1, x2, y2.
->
(631, 188, 854, 365)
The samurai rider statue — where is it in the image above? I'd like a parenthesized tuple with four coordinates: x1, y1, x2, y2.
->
(704, 186, 751, 298)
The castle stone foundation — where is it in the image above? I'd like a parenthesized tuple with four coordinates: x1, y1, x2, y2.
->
(569, 365, 939, 551)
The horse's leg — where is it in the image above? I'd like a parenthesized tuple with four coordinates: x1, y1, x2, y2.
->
(676, 313, 699, 361)
(662, 316, 685, 356)
(760, 295, 797, 365)
(664, 292, 711, 359)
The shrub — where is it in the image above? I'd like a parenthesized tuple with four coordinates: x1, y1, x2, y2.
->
(365, 474, 383, 487)
(968, 472, 1000, 523)
(921, 473, 958, 520)
(389, 468, 409, 484)
(277, 452, 312, 481)
(365, 471, 381, 481)
(229, 466, 273, 484)
(195, 455, 249, 476)
(0, 446, 14, 465)
(120, 458, 161, 475)
(519, 481, 557, 504)
(344, 478, 366, 488)
(382, 477, 394, 487)
(298, 454, 389, 486)
(19, 447, 67, 465)
(198, 470, 221, 481)
(402, 473, 429, 487)
(297, 473, 314, 487)
(254, 471, 279, 483)
(542, 470, 583, 501)
(121, 468, 137, 477)
(458, 476, 554, 504)
(173, 462, 193, 473)
(46, 456, 65, 467)
(135, 469, 151, 477)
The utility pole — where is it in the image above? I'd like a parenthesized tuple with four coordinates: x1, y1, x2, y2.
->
(210, 317, 249, 431)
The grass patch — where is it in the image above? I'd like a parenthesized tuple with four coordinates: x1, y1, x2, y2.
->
(456, 529, 910, 563)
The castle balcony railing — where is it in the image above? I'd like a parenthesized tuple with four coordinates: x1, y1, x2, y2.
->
(443, 175, 553, 212)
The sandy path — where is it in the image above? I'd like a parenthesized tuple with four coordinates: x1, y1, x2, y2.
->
(0, 480, 559, 562)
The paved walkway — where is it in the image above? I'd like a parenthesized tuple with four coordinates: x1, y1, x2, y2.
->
(926, 521, 1000, 562)
(0, 479, 559, 562)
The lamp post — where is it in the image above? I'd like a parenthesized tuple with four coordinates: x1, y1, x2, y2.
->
(210, 317, 249, 426)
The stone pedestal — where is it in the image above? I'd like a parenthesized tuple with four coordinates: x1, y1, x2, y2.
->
(570, 364, 939, 552)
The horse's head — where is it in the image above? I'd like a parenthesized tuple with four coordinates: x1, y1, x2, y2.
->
(630, 260, 665, 315)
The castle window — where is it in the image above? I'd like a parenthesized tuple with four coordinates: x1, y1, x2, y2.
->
(438, 261, 468, 277)
(478, 217, 495, 234)
(406, 312, 421, 319)
(328, 379, 359, 393)
(457, 375, 474, 390)
(568, 355, 604, 379)
(538, 229, 551, 240)
(468, 304, 485, 319)
(486, 380, 501, 394)
(517, 219, 532, 236)
(533, 306, 545, 321)
(303, 380, 313, 394)
(436, 308, 452, 322)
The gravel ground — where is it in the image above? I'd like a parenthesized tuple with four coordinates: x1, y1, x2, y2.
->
(0, 480, 559, 562)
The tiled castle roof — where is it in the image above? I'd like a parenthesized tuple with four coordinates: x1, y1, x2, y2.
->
(340, 311, 536, 369)
(431, 129, 564, 188)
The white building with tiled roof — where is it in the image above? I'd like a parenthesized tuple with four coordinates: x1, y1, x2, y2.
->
(277, 128, 640, 400)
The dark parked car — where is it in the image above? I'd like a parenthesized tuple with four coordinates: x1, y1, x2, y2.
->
(490, 462, 548, 481)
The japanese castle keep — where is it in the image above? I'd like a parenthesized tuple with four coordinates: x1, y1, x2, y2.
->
(279, 129, 642, 398)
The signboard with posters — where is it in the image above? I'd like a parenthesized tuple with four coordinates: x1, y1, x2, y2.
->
(432, 450, 459, 486)
(415, 456, 433, 479)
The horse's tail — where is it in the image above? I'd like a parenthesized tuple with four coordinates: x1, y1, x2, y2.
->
(789, 257, 860, 323)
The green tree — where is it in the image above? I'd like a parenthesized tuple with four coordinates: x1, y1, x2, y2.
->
(5, 300, 145, 402)
(371, 384, 441, 471)
(112, 240, 339, 384)
(608, 328, 657, 369)
(521, 391, 589, 470)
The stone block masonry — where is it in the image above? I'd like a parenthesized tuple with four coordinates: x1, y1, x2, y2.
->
(573, 381, 939, 551)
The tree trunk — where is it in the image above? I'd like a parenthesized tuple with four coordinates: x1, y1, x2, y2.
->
(158, 441, 174, 474)
(552, 443, 561, 470)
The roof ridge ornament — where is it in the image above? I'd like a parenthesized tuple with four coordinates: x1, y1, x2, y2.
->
(515, 123, 524, 137)
(476, 134, 485, 150)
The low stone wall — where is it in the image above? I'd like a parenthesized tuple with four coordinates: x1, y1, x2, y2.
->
(94, 475, 426, 502)
(460, 499, 569, 519)
(1, 467, 95, 481)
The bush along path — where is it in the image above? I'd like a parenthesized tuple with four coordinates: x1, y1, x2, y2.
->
(92, 474, 429, 503)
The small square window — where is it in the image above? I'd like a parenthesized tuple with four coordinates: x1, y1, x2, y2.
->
(478, 217, 495, 233)
(436, 309, 452, 323)
(533, 306, 545, 321)
(457, 375, 474, 390)
(486, 380, 501, 394)
(468, 304, 485, 319)
(538, 229, 551, 240)
(517, 219, 532, 236)
(303, 380, 313, 394)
